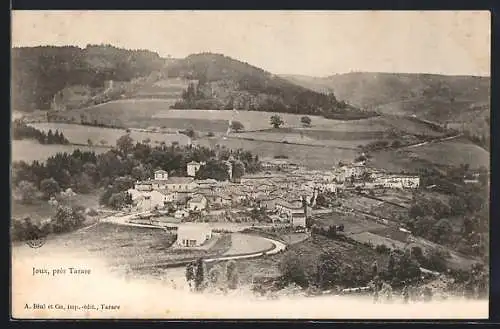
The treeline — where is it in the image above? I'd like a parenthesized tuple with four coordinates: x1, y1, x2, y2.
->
(12, 45, 165, 111)
(12, 135, 261, 206)
(167, 53, 375, 119)
(12, 120, 69, 144)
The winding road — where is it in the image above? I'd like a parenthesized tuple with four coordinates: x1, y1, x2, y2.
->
(99, 212, 287, 288)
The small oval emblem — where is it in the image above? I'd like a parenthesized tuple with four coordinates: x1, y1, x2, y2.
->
(25, 230, 46, 249)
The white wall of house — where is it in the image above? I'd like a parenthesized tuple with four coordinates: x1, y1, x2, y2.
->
(188, 196, 208, 211)
(175, 224, 212, 247)
(154, 170, 169, 180)
(292, 215, 306, 227)
(187, 162, 202, 177)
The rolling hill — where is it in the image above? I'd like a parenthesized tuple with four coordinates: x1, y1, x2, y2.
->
(281, 72, 490, 139)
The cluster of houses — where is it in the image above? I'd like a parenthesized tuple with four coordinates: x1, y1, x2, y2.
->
(124, 158, 420, 226)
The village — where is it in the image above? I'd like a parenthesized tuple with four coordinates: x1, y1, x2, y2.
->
(119, 154, 421, 248)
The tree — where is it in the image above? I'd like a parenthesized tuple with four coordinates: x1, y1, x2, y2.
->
(185, 262, 196, 289)
(279, 252, 309, 288)
(424, 249, 448, 272)
(207, 266, 221, 289)
(108, 192, 128, 209)
(431, 218, 453, 244)
(195, 160, 230, 181)
(270, 115, 284, 128)
(16, 181, 39, 204)
(300, 116, 311, 127)
(131, 165, 147, 181)
(230, 121, 244, 132)
(231, 160, 245, 182)
(116, 134, 134, 155)
(82, 162, 99, 182)
(387, 253, 396, 275)
(225, 260, 239, 290)
(181, 128, 195, 138)
(47, 129, 54, 144)
(75, 173, 93, 193)
(194, 258, 205, 291)
(315, 251, 340, 289)
(39, 178, 61, 200)
(391, 140, 402, 148)
(51, 205, 85, 233)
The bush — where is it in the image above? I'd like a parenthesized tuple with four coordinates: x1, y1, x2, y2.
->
(375, 244, 390, 254)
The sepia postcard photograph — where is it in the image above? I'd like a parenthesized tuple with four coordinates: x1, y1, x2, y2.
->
(10, 10, 490, 319)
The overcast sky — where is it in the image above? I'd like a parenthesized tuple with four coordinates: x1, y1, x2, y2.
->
(12, 10, 491, 77)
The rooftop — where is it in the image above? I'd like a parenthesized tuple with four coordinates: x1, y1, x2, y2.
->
(189, 195, 207, 203)
(165, 177, 195, 184)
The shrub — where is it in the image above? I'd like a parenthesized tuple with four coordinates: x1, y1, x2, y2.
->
(375, 244, 390, 254)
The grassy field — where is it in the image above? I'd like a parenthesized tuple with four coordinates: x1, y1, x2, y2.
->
(196, 136, 359, 170)
(223, 233, 274, 255)
(350, 231, 406, 250)
(12, 140, 110, 163)
(62, 99, 447, 136)
(28, 122, 191, 147)
(231, 129, 380, 148)
(314, 211, 386, 234)
(11, 191, 101, 221)
(368, 138, 490, 173)
(407, 139, 489, 169)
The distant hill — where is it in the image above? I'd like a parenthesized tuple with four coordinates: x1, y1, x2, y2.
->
(11, 45, 166, 111)
(281, 72, 490, 141)
(163, 53, 374, 120)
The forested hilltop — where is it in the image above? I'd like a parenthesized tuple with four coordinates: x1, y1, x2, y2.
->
(11, 44, 166, 111)
(12, 46, 374, 120)
(166, 53, 374, 119)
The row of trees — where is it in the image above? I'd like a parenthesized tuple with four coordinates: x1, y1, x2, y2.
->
(12, 120, 69, 145)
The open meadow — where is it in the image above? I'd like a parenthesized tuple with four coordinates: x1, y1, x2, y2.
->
(28, 122, 191, 147)
(196, 136, 359, 170)
(12, 140, 110, 163)
(60, 99, 446, 137)
(368, 138, 489, 173)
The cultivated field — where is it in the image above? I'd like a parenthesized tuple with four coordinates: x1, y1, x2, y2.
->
(28, 122, 192, 147)
(12, 140, 110, 163)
